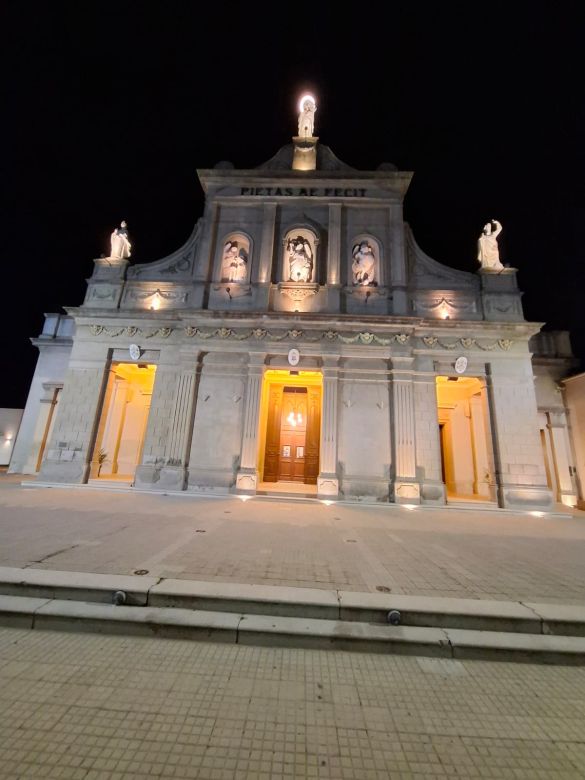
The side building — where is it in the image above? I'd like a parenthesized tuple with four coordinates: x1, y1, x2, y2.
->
(10, 109, 562, 510)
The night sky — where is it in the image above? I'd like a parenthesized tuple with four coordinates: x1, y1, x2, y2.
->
(1, 2, 583, 408)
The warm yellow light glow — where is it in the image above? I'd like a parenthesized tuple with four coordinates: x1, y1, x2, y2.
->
(238, 495, 252, 502)
(321, 500, 335, 506)
(529, 511, 546, 517)
(150, 294, 161, 311)
(402, 504, 417, 511)
(298, 93, 316, 113)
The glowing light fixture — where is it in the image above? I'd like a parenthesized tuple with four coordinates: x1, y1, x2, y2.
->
(150, 293, 161, 311)
(298, 93, 316, 113)
(238, 495, 252, 502)
(529, 511, 546, 517)
(402, 504, 417, 511)
(321, 500, 334, 506)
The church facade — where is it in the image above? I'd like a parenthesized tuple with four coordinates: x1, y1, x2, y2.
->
(10, 103, 561, 510)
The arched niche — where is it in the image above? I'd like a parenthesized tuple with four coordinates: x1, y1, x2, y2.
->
(282, 228, 319, 283)
(219, 233, 252, 283)
(350, 236, 382, 287)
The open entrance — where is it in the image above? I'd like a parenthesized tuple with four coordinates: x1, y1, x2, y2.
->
(91, 363, 156, 481)
(258, 369, 321, 488)
(435, 375, 496, 502)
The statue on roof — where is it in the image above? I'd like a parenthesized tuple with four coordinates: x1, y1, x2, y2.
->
(477, 219, 503, 271)
(110, 221, 131, 259)
(298, 94, 317, 138)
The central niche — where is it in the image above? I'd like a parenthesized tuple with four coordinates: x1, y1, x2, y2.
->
(283, 228, 318, 283)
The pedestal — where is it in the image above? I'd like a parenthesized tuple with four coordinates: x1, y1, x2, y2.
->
(292, 136, 318, 171)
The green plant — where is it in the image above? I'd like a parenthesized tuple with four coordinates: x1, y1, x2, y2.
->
(97, 448, 108, 477)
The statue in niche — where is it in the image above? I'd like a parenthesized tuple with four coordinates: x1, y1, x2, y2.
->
(298, 95, 317, 138)
(477, 219, 504, 270)
(221, 240, 248, 282)
(287, 235, 314, 283)
(352, 241, 377, 286)
(110, 221, 131, 259)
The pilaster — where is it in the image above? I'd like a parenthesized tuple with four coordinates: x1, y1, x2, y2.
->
(548, 411, 578, 506)
(135, 354, 201, 490)
(318, 356, 340, 498)
(389, 204, 407, 314)
(235, 353, 266, 493)
(391, 357, 419, 502)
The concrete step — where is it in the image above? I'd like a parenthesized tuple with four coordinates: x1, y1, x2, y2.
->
(1, 567, 584, 637)
(1, 594, 584, 664)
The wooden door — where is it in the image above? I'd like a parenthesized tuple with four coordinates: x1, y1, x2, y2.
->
(263, 384, 283, 482)
(304, 386, 321, 484)
(278, 390, 307, 482)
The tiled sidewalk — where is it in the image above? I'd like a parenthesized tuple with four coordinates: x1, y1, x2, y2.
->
(1, 627, 585, 779)
(1, 476, 585, 603)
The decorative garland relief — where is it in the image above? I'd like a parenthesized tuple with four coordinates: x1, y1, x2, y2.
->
(87, 324, 514, 351)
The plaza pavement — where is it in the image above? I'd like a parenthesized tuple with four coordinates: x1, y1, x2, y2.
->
(2, 474, 585, 778)
(1, 625, 585, 779)
(1, 473, 585, 604)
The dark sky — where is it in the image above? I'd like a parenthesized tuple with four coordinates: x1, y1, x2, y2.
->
(1, 1, 583, 408)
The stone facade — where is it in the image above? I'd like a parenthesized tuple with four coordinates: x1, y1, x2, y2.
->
(10, 128, 565, 510)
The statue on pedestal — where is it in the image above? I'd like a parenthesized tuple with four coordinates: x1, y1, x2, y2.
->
(287, 235, 313, 282)
(352, 241, 377, 286)
(477, 219, 503, 271)
(110, 221, 131, 259)
(298, 94, 317, 138)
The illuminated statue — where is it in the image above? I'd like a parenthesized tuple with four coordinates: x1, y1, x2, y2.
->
(221, 240, 248, 282)
(287, 235, 313, 282)
(110, 221, 131, 259)
(298, 94, 316, 138)
(352, 241, 377, 285)
(477, 219, 503, 270)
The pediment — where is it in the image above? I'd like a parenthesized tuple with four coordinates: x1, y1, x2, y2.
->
(406, 224, 478, 291)
(126, 220, 202, 281)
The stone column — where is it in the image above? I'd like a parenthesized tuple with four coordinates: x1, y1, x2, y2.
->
(548, 412, 578, 506)
(318, 357, 340, 497)
(235, 353, 266, 493)
(389, 204, 407, 314)
(391, 357, 419, 502)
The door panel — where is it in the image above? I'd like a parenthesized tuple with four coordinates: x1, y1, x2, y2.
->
(263, 385, 283, 482)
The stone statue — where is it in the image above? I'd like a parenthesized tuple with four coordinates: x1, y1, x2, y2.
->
(477, 220, 503, 271)
(110, 221, 131, 259)
(298, 95, 316, 138)
(287, 236, 313, 282)
(221, 240, 248, 282)
(352, 241, 377, 285)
